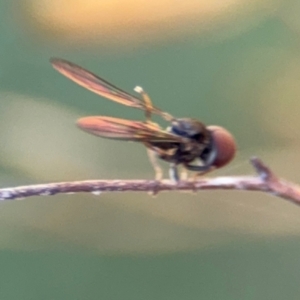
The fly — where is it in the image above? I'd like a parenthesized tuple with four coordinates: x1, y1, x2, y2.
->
(50, 58, 236, 181)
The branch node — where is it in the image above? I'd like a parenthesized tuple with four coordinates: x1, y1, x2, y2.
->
(250, 157, 277, 182)
(149, 180, 161, 196)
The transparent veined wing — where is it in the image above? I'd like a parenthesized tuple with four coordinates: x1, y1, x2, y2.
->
(77, 116, 184, 142)
(50, 58, 169, 118)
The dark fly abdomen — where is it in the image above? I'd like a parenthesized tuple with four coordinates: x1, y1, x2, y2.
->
(149, 118, 213, 165)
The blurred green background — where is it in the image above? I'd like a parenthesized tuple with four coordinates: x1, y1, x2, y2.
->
(1, 0, 300, 299)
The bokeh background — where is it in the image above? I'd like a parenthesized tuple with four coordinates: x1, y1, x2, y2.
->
(1, 0, 300, 299)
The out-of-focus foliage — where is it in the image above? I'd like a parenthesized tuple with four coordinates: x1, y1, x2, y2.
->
(2, 0, 300, 252)
(1, 0, 300, 299)
(21, 0, 282, 48)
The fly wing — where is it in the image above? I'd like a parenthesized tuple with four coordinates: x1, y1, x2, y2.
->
(51, 58, 140, 106)
(77, 116, 184, 142)
(50, 58, 166, 116)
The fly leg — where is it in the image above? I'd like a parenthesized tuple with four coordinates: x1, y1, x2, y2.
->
(146, 148, 166, 196)
(184, 163, 215, 192)
(146, 148, 163, 181)
(169, 164, 190, 182)
(192, 165, 216, 181)
(192, 167, 216, 180)
(169, 163, 179, 182)
(145, 142, 178, 181)
(185, 144, 218, 181)
(184, 163, 215, 177)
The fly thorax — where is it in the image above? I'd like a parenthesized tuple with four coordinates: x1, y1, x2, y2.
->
(170, 119, 208, 141)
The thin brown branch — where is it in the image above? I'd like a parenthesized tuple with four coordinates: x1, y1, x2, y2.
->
(1, 157, 300, 206)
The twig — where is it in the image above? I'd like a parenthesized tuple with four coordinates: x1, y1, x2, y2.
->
(0, 157, 300, 206)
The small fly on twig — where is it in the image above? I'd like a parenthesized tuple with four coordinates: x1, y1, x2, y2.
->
(50, 58, 236, 181)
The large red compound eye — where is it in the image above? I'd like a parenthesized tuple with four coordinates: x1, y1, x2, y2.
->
(207, 125, 236, 169)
